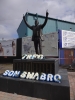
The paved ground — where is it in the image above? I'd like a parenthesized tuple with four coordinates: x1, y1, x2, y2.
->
(0, 64, 75, 100)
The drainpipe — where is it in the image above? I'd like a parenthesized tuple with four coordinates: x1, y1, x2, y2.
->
(56, 19, 58, 32)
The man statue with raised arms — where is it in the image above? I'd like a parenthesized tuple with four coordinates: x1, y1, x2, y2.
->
(23, 10, 49, 54)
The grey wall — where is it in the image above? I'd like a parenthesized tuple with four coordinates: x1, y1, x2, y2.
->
(22, 32, 58, 56)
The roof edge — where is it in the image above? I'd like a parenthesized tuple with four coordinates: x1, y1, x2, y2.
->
(26, 12, 75, 24)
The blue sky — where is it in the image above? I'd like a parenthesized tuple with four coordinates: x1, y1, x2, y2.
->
(0, 0, 75, 39)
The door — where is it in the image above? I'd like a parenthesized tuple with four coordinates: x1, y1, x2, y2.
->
(64, 49, 74, 65)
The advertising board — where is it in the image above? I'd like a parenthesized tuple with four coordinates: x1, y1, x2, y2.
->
(0, 39, 17, 56)
(59, 30, 75, 48)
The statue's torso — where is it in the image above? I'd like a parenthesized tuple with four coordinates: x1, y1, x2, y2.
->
(32, 25, 43, 41)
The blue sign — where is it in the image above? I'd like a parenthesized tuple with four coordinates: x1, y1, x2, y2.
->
(58, 29, 62, 48)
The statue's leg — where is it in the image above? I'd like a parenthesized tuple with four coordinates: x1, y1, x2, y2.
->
(34, 40, 38, 54)
(39, 39, 42, 54)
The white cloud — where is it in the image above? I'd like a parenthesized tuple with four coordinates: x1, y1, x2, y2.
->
(62, 14, 75, 22)
(0, 25, 12, 38)
(0, 0, 75, 39)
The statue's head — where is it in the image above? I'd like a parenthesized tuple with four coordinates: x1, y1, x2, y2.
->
(35, 20, 39, 26)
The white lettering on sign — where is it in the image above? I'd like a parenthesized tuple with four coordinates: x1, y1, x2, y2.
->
(26, 72, 39, 80)
(20, 71, 27, 78)
(54, 74, 61, 83)
(22, 54, 44, 59)
(3, 70, 20, 77)
(40, 73, 46, 81)
(47, 74, 54, 82)
(3, 70, 61, 83)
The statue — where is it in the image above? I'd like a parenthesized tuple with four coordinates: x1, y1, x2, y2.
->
(23, 10, 49, 54)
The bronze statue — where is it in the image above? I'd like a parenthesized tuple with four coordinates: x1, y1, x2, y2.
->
(23, 11, 49, 54)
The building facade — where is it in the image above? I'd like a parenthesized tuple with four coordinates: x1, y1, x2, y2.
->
(17, 12, 75, 38)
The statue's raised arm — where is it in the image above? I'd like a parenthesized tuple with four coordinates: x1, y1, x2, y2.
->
(41, 10, 49, 29)
(23, 13, 33, 30)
